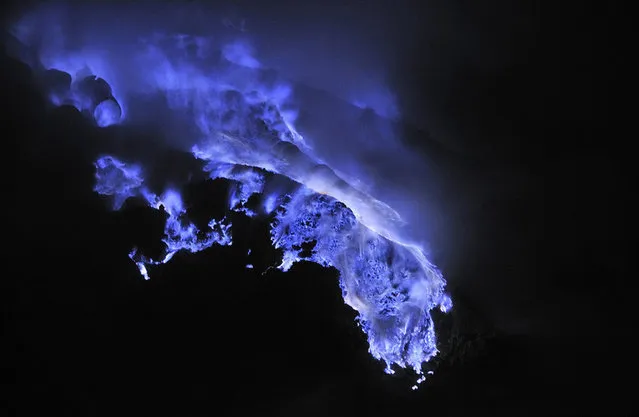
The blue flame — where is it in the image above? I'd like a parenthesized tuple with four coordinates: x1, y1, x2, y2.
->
(94, 154, 450, 381)
(93, 155, 145, 210)
(269, 188, 451, 375)
(9, 4, 452, 386)
(94, 156, 233, 279)
(93, 98, 122, 127)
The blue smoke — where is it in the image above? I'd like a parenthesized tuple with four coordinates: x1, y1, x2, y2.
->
(8, 2, 451, 387)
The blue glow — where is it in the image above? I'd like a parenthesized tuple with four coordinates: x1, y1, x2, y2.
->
(93, 98, 122, 127)
(93, 156, 144, 210)
(10, 4, 452, 385)
(49, 71, 123, 127)
(222, 40, 262, 69)
(95, 154, 450, 378)
(263, 192, 279, 214)
(269, 188, 450, 375)
(94, 156, 233, 277)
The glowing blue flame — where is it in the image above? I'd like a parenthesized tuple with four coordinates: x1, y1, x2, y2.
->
(269, 188, 450, 375)
(10, 5, 452, 385)
(93, 98, 122, 127)
(95, 156, 233, 279)
(94, 154, 450, 380)
(93, 156, 144, 210)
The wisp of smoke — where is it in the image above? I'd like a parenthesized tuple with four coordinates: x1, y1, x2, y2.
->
(8, 2, 451, 387)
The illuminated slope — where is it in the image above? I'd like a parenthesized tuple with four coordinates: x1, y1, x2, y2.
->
(94, 152, 450, 386)
(269, 188, 451, 377)
(9, 17, 452, 386)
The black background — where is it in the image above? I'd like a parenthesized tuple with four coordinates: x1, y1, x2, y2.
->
(2, 1, 632, 416)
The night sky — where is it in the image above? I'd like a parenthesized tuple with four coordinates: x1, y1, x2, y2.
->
(2, 1, 630, 416)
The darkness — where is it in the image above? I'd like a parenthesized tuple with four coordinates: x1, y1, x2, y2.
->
(2, 1, 632, 416)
